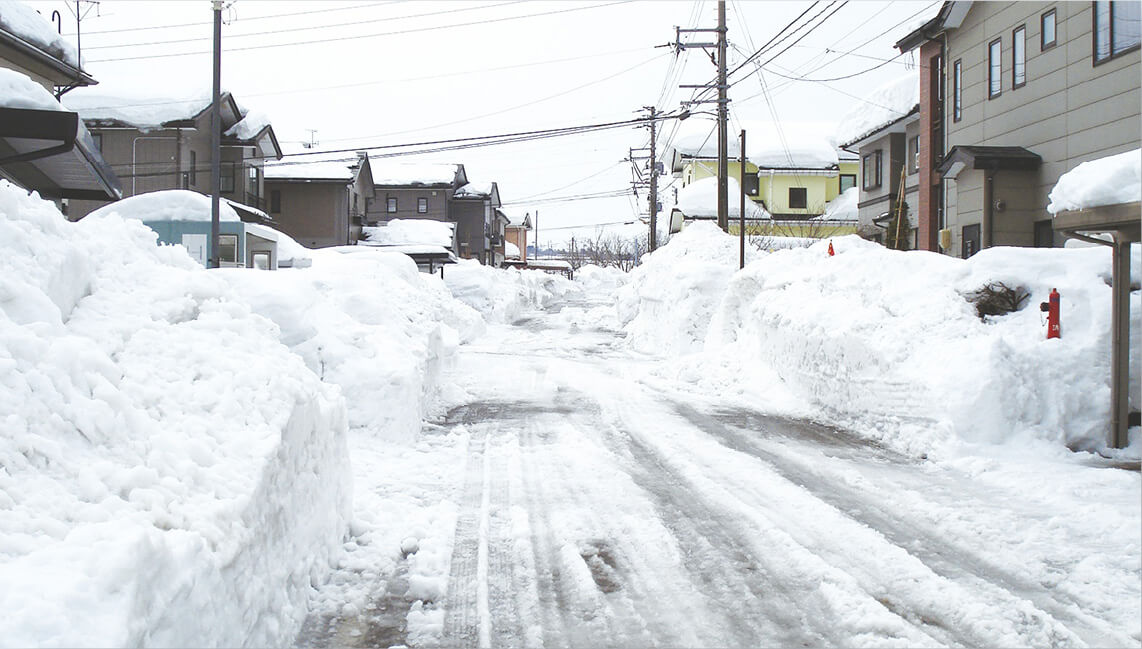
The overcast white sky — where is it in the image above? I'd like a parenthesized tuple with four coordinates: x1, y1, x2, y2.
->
(35, 0, 940, 244)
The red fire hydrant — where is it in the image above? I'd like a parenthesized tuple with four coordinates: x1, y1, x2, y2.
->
(1040, 288, 1061, 339)
(828, 240, 835, 257)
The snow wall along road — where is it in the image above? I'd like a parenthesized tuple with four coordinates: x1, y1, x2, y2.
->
(618, 223, 1140, 455)
(0, 182, 350, 646)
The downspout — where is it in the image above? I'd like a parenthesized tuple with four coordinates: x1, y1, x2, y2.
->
(982, 168, 994, 249)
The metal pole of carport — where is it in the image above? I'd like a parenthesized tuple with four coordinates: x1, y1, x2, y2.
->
(1110, 233, 1131, 448)
(209, 0, 223, 268)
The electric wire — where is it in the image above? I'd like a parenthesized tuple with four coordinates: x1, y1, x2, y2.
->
(82, 2, 402, 35)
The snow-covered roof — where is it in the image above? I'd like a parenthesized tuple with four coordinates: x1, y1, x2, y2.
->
(677, 176, 771, 219)
(361, 244, 454, 258)
(265, 159, 355, 182)
(225, 109, 271, 141)
(64, 90, 214, 129)
(454, 182, 494, 198)
(89, 189, 242, 223)
(819, 187, 859, 221)
(0, 67, 66, 111)
(834, 73, 920, 147)
(244, 222, 279, 242)
(361, 218, 454, 248)
(673, 121, 841, 169)
(0, 0, 80, 67)
(371, 162, 460, 187)
(1047, 149, 1142, 215)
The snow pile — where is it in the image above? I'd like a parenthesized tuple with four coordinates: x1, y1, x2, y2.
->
(679, 236, 1138, 454)
(677, 176, 770, 219)
(220, 246, 483, 444)
(0, 0, 79, 67)
(370, 163, 459, 186)
(821, 186, 859, 221)
(0, 67, 67, 111)
(575, 264, 629, 294)
(505, 240, 521, 259)
(90, 188, 242, 222)
(275, 228, 314, 268)
(835, 73, 919, 146)
(0, 181, 350, 646)
(1047, 149, 1142, 214)
(362, 218, 455, 248)
(444, 259, 578, 323)
(616, 222, 762, 355)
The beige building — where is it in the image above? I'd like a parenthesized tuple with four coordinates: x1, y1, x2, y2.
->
(264, 153, 375, 248)
(897, 0, 1140, 257)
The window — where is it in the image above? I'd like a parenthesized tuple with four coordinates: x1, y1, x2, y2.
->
(270, 189, 281, 214)
(1042, 9, 1057, 49)
(962, 224, 981, 258)
(839, 174, 856, 193)
(988, 38, 1003, 98)
(387, 197, 397, 213)
(908, 136, 920, 173)
(190, 150, 197, 187)
(788, 187, 807, 209)
(252, 252, 271, 270)
(247, 165, 260, 197)
(862, 150, 882, 189)
(91, 133, 102, 152)
(218, 234, 238, 264)
(1013, 26, 1027, 87)
(1094, 1, 1141, 63)
(220, 161, 235, 193)
(953, 59, 962, 121)
(418, 197, 428, 213)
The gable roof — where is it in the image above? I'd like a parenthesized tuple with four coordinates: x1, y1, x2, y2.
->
(454, 181, 502, 206)
(370, 162, 467, 188)
(65, 89, 245, 131)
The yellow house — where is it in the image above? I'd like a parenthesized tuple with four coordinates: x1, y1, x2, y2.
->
(671, 130, 858, 219)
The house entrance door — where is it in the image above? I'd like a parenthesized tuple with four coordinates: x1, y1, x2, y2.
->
(962, 224, 980, 258)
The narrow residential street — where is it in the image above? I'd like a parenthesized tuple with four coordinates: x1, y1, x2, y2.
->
(300, 290, 1139, 648)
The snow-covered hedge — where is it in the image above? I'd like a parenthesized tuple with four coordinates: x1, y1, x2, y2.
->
(619, 224, 1140, 454)
(0, 182, 350, 645)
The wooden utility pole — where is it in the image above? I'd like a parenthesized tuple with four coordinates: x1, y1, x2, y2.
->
(209, 0, 222, 268)
(739, 129, 746, 269)
(716, 0, 728, 232)
(647, 106, 659, 252)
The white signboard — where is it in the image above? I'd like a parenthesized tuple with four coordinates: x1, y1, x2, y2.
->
(181, 234, 208, 266)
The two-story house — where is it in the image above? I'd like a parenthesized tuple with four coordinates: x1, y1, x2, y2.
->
(62, 89, 282, 221)
(264, 151, 375, 248)
(503, 211, 532, 263)
(836, 73, 922, 246)
(896, 0, 1140, 257)
(0, 4, 120, 204)
(451, 181, 503, 264)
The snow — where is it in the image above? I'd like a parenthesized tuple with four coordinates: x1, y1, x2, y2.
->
(677, 176, 770, 219)
(63, 89, 213, 130)
(834, 73, 920, 147)
(1047, 148, 1142, 214)
(504, 240, 521, 259)
(265, 159, 355, 181)
(821, 186, 859, 221)
(749, 129, 839, 169)
(362, 218, 455, 248)
(454, 182, 494, 198)
(0, 0, 79, 67)
(225, 109, 271, 141)
(617, 227, 1141, 456)
(87, 189, 241, 222)
(273, 228, 313, 268)
(0, 180, 349, 646)
(0, 67, 67, 111)
(443, 259, 577, 323)
(370, 162, 460, 186)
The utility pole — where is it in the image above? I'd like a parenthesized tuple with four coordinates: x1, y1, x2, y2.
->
(739, 129, 746, 269)
(676, 0, 730, 232)
(716, 0, 728, 232)
(646, 106, 660, 252)
(209, 0, 222, 269)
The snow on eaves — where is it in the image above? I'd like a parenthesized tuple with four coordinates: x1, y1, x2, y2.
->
(63, 89, 214, 129)
(225, 109, 271, 141)
(361, 218, 454, 248)
(677, 176, 770, 219)
(88, 189, 242, 223)
(0, 67, 66, 111)
(454, 182, 494, 198)
(371, 163, 459, 186)
(265, 159, 355, 182)
(1047, 149, 1142, 215)
(834, 73, 919, 148)
(0, 0, 80, 68)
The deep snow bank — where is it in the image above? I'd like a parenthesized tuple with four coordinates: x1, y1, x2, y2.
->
(620, 226, 1140, 454)
(0, 183, 349, 646)
(444, 260, 578, 323)
(220, 246, 484, 444)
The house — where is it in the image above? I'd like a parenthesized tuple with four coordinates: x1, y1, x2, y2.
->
(0, 4, 121, 204)
(359, 218, 457, 274)
(836, 73, 922, 246)
(89, 189, 279, 269)
(264, 151, 375, 248)
(62, 89, 282, 221)
(670, 124, 859, 220)
(503, 211, 532, 262)
(895, 0, 1140, 257)
(367, 161, 467, 228)
(451, 181, 503, 264)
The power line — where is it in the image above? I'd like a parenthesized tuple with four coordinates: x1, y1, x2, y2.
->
(88, 1, 633, 63)
(81, 2, 402, 35)
(84, 1, 525, 50)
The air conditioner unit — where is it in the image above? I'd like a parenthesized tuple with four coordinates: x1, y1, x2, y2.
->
(938, 228, 952, 250)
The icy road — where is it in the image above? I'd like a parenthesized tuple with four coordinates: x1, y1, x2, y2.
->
(299, 292, 1141, 648)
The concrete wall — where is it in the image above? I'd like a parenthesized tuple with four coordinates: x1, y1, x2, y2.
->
(266, 181, 349, 249)
(943, 1, 1141, 253)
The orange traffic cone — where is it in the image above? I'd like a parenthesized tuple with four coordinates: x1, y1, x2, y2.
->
(828, 240, 835, 257)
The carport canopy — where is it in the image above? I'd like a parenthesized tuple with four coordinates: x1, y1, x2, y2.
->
(0, 106, 122, 201)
